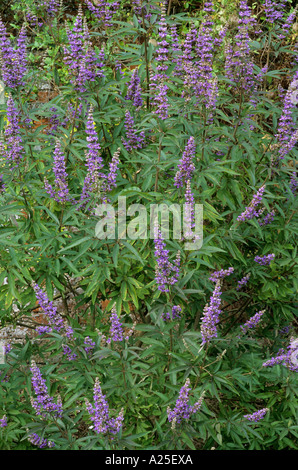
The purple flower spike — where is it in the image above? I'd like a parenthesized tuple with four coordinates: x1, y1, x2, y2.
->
(236, 273, 251, 291)
(45, 140, 70, 204)
(200, 280, 222, 344)
(122, 110, 145, 152)
(174, 137, 196, 188)
(244, 408, 269, 422)
(209, 267, 234, 283)
(167, 379, 205, 425)
(2, 94, 24, 169)
(237, 185, 265, 222)
(125, 68, 142, 108)
(0, 415, 7, 427)
(85, 377, 124, 434)
(28, 433, 55, 448)
(30, 360, 63, 419)
(254, 254, 275, 266)
(162, 305, 182, 321)
(154, 225, 180, 292)
(240, 310, 265, 334)
(0, 18, 27, 88)
(107, 305, 124, 343)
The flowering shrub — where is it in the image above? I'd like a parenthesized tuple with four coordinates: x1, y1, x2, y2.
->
(0, 0, 297, 451)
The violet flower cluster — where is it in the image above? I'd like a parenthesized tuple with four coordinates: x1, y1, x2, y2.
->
(236, 273, 250, 291)
(275, 76, 298, 159)
(150, 3, 169, 120)
(167, 379, 205, 425)
(30, 360, 63, 419)
(0, 415, 7, 427)
(0, 18, 27, 88)
(32, 282, 74, 340)
(237, 185, 265, 222)
(106, 306, 125, 343)
(209, 267, 234, 283)
(258, 210, 275, 226)
(44, 140, 70, 204)
(240, 310, 265, 334)
(28, 433, 55, 449)
(85, 377, 124, 434)
(125, 68, 142, 109)
(80, 106, 104, 208)
(84, 336, 96, 355)
(1, 94, 24, 169)
(200, 280, 222, 344)
(174, 137, 196, 188)
(264, 0, 286, 23)
(84, 0, 119, 28)
(162, 305, 182, 321)
(122, 110, 145, 152)
(244, 408, 269, 422)
(262, 337, 298, 372)
(254, 254, 275, 266)
(154, 226, 180, 292)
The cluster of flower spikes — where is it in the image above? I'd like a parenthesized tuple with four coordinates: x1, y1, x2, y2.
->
(85, 377, 124, 434)
(122, 110, 146, 152)
(200, 280, 222, 345)
(224, 0, 260, 95)
(237, 185, 266, 222)
(84, 0, 119, 28)
(240, 310, 265, 334)
(254, 253, 275, 266)
(275, 74, 298, 160)
(174, 136, 196, 188)
(209, 267, 234, 283)
(44, 140, 71, 204)
(167, 379, 205, 425)
(244, 408, 269, 422)
(236, 273, 251, 291)
(125, 68, 142, 109)
(64, 7, 105, 92)
(28, 433, 55, 449)
(154, 225, 180, 292)
(262, 337, 298, 372)
(30, 360, 63, 419)
(150, 2, 169, 120)
(0, 17, 27, 88)
(162, 305, 182, 321)
(0, 94, 24, 170)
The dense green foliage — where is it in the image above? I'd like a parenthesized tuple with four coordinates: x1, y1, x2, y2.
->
(0, 0, 297, 450)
